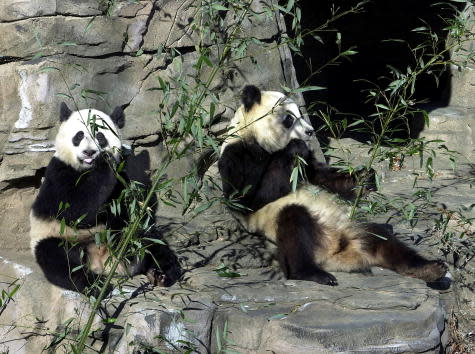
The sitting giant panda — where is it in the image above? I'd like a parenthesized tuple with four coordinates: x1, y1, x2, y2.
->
(30, 103, 180, 294)
(218, 85, 447, 286)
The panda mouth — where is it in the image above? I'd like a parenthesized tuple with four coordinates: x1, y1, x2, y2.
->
(79, 156, 96, 166)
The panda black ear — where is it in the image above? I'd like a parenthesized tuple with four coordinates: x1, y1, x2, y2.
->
(110, 106, 125, 129)
(241, 85, 261, 112)
(60, 102, 72, 122)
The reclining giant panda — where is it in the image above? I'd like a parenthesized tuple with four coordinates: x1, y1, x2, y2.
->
(218, 85, 447, 286)
(30, 103, 180, 294)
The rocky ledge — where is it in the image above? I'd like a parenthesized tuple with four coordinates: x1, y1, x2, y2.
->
(0, 251, 446, 353)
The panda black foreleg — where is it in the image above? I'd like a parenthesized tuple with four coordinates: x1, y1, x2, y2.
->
(219, 140, 272, 212)
(251, 140, 314, 209)
(305, 159, 376, 200)
(362, 223, 448, 283)
(35, 237, 107, 296)
(276, 204, 337, 286)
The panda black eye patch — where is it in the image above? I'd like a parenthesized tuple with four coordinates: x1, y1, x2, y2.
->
(72, 131, 84, 146)
(96, 132, 108, 148)
(283, 114, 294, 129)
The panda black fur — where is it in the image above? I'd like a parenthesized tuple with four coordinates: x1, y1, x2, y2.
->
(218, 85, 448, 286)
(30, 103, 180, 294)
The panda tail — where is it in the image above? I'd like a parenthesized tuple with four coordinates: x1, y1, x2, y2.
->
(35, 237, 108, 296)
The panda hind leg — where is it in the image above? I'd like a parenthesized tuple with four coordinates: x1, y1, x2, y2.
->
(35, 237, 108, 296)
(361, 223, 448, 282)
(276, 204, 338, 286)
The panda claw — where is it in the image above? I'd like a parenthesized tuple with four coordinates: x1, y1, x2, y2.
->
(317, 273, 338, 286)
(293, 269, 338, 286)
(146, 267, 169, 287)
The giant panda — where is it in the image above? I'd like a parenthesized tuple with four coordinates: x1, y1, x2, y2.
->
(30, 103, 180, 295)
(218, 85, 448, 286)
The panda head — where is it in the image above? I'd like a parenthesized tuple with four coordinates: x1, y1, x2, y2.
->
(54, 103, 125, 171)
(227, 85, 314, 153)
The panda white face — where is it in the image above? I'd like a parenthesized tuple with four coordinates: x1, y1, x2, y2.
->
(55, 106, 123, 171)
(233, 89, 314, 153)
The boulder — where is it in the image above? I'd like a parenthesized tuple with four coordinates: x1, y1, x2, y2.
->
(0, 252, 447, 353)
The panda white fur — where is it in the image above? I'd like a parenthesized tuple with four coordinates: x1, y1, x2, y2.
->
(218, 85, 448, 286)
(30, 103, 180, 294)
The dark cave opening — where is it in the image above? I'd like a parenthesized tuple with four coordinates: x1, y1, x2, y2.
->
(286, 0, 462, 142)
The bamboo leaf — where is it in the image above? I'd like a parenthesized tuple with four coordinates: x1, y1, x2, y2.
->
(412, 26, 428, 32)
(211, 4, 228, 11)
(84, 17, 96, 33)
(60, 218, 66, 236)
(290, 166, 299, 192)
(422, 110, 430, 128)
(55, 93, 73, 99)
(341, 49, 358, 56)
(268, 313, 288, 321)
(38, 66, 60, 73)
(60, 41, 78, 46)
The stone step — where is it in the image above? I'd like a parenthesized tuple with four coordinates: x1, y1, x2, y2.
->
(0, 251, 214, 353)
(0, 252, 448, 353)
(421, 106, 475, 162)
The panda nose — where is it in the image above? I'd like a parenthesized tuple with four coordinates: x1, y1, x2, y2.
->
(83, 149, 96, 157)
(305, 129, 314, 136)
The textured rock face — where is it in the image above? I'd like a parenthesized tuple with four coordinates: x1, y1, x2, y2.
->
(421, 4, 475, 161)
(207, 270, 445, 353)
(423, 106, 475, 162)
(0, 253, 447, 353)
(449, 4, 475, 109)
(1, 153, 464, 352)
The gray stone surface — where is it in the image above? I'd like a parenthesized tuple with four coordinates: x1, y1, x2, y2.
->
(2, 141, 471, 352)
(206, 270, 445, 354)
(0, 252, 447, 353)
(449, 4, 475, 108)
(421, 106, 475, 162)
(0, 251, 216, 353)
(0, 187, 36, 251)
(0, 0, 311, 188)
(0, 1, 57, 22)
(329, 137, 475, 353)
(2, 136, 467, 352)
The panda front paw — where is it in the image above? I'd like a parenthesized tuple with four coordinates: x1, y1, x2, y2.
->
(286, 139, 311, 159)
(146, 267, 168, 287)
(93, 153, 118, 173)
(146, 266, 180, 287)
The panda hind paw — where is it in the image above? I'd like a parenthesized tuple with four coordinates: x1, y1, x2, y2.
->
(293, 269, 338, 286)
(421, 259, 449, 282)
(311, 271, 338, 286)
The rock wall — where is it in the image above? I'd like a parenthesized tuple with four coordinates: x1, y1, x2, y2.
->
(0, 0, 305, 251)
(422, 4, 475, 161)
